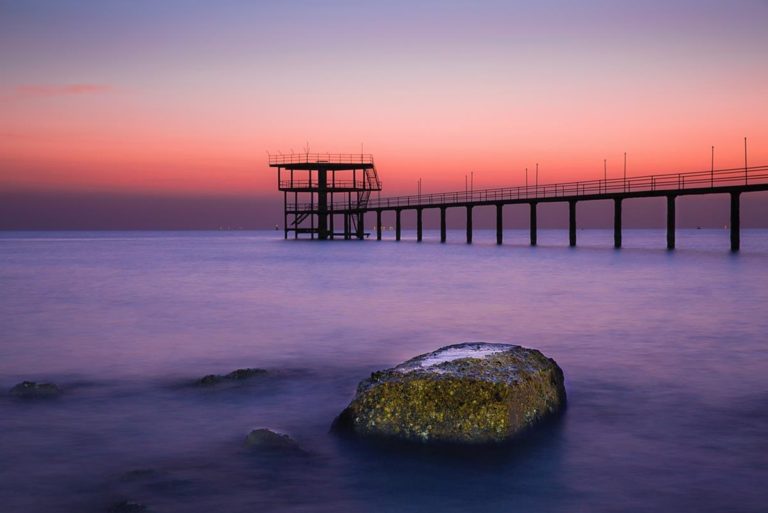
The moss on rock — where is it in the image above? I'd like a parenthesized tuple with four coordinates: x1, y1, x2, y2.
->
(332, 343, 566, 444)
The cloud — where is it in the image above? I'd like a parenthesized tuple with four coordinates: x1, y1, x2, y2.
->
(14, 83, 114, 98)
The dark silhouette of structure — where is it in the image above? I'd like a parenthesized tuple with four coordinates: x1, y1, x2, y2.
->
(270, 153, 381, 240)
(271, 154, 768, 251)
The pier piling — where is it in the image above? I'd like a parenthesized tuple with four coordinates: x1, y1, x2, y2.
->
(376, 210, 382, 240)
(396, 210, 401, 241)
(569, 200, 577, 247)
(440, 207, 447, 243)
(496, 204, 503, 245)
(666, 195, 676, 250)
(731, 192, 740, 252)
(466, 206, 473, 244)
(614, 199, 622, 248)
(530, 203, 537, 246)
(417, 208, 423, 242)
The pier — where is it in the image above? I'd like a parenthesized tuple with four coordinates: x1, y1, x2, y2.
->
(271, 155, 768, 251)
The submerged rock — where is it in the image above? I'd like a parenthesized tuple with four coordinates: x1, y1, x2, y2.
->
(197, 368, 267, 386)
(9, 381, 61, 399)
(107, 500, 148, 512)
(332, 343, 566, 444)
(244, 428, 302, 452)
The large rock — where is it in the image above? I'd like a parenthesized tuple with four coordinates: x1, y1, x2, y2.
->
(9, 381, 61, 399)
(332, 343, 566, 444)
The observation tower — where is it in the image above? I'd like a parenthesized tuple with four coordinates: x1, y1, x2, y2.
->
(269, 153, 382, 240)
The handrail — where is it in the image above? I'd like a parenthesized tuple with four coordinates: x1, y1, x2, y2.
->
(285, 165, 768, 211)
(269, 153, 374, 165)
(279, 180, 382, 190)
(356, 165, 768, 210)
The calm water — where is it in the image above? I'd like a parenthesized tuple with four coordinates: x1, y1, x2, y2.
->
(1, 230, 767, 513)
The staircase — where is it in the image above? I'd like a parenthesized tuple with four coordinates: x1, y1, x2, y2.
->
(350, 166, 381, 235)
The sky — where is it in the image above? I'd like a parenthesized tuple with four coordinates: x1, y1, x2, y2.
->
(1, 0, 767, 229)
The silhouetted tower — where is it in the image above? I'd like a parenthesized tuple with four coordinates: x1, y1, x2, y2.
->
(270, 153, 382, 240)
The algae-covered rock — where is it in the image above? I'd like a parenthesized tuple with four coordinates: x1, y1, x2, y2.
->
(332, 343, 566, 444)
(9, 381, 62, 399)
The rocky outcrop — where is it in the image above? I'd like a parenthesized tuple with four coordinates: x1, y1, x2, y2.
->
(244, 428, 302, 453)
(197, 368, 266, 386)
(332, 343, 566, 444)
(9, 381, 62, 399)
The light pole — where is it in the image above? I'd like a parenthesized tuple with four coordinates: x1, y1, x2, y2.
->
(623, 152, 627, 192)
(744, 137, 748, 185)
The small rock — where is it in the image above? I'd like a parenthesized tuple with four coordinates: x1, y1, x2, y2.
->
(197, 368, 266, 386)
(332, 343, 566, 444)
(198, 374, 222, 386)
(9, 381, 61, 399)
(225, 368, 266, 380)
(244, 428, 302, 452)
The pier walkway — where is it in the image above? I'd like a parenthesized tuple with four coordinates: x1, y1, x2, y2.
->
(274, 155, 768, 251)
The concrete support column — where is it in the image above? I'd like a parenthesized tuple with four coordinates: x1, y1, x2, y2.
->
(530, 202, 537, 246)
(731, 192, 741, 252)
(569, 200, 577, 247)
(496, 204, 503, 245)
(466, 206, 473, 244)
(417, 208, 423, 242)
(395, 209, 401, 241)
(376, 210, 382, 241)
(666, 195, 676, 250)
(613, 198, 622, 248)
(440, 208, 447, 243)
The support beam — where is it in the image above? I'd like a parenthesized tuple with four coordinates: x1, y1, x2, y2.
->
(356, 211, 364, 240)
(613, 198, 622, 248)
(530, 202, 537, 246)
(569, 200, 577, 247)
(440, 207, 447, 243)
(496, 204, 503, 245)
(283, 191, 288, 240)
(666, 195, 676, 250)
(417, 208, 423, 242)
(317, 168, 328, 240)
(376, 210, 382, 241)
(731, 192, 741, 252)
(466, 206, 473, 244)
(396, 209, 401, 241)
(343, 213, 350, 240)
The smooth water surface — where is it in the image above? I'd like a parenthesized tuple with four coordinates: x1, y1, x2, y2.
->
(1, 230, 767, 512)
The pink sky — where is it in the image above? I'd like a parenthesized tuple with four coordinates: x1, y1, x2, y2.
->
(1, 1, 767, 218)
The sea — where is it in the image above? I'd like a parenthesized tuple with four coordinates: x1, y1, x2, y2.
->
(1, 229, 767, 513)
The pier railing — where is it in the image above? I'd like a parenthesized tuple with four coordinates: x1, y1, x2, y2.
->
(356, 165, 768, 210)
(269, 153, 374, 166)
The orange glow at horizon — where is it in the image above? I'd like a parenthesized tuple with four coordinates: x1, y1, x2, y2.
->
(2, 2, 767, 198)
